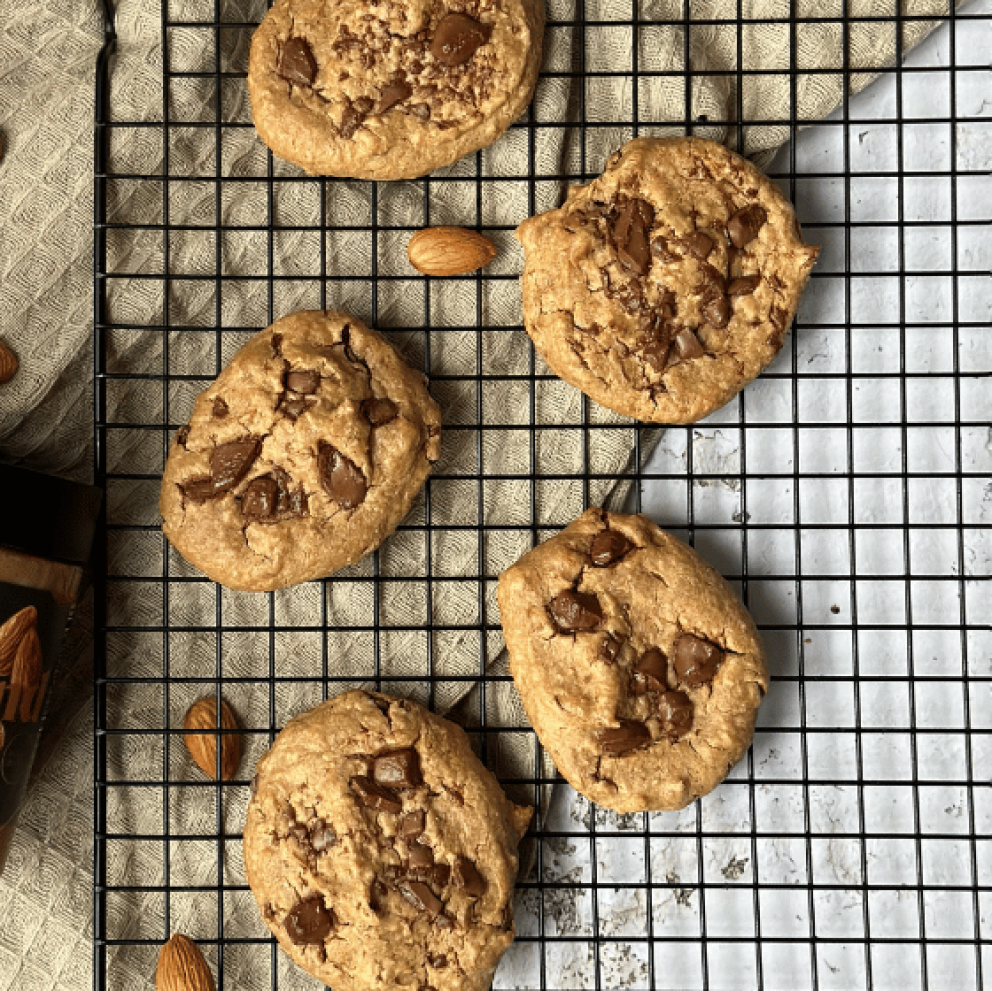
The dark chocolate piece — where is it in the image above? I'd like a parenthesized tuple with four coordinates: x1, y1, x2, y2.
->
(377, 78, 412, 113)
(407, 839, 434, 869)
(680, 231, 715, 260)
(452, 855, 486, 897)
(182, 477, 216, 503)
(632, 647, 668, 695)
(655, 690, 694, 739)
(599, 721, 652, 756)
(362, 397, 399, 427)
(285, 368, 320, 394)
(672, 634, 724, 687)
(398, 809, 426, 839)
(702, 292, 730, 329)
(398, 880, 443, 915)
(430, 13, 492, 66)
(212, 397, 229, 418)
(318, 443, 368, 509)
(727, 274, 761, 297)
(279, 37, 317, 86)
(727, 205, 767, 248)
(373, 748, 422, 789)
(598, 634, 621, 664)
(284, 896, 334, 944)
(610, 197, 655, 276)
(210, 438, 260, 493)
(547, 589, 603, 632)
(241, 475, 280, 522)
(590, 529, 632, 567)
(673, 329, 705, 360)
(349, 775, 402, 814)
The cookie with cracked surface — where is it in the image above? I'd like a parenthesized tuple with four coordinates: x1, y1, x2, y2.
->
(515, 136, 819, 423)
(498, 508, 768, 813)
(248, 0, 544, 179)
(159, 310, 441, 591)
(243, 690, 532, 991)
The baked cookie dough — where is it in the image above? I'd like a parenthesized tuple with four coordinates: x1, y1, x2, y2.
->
(243, 690, 532, 991)
(498, 508, 768, 813)
(248, 0, 544, 179)
(159, 310, 440, 591)
(515, 137, 819, 423)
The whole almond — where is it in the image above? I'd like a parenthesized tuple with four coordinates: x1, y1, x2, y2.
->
(0, 340, 18, 384)
(184, 696, 242, 781)
(407, 226, 497, 276)
(0, 606, 37, 677)
(156, 933, 216, 991)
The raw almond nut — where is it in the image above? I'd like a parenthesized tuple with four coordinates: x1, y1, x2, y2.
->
(0, 340, 18, 384)
(184, 696, 242, 781)
(156, 933, 216, 991)
(407, 226, 496, 276)
(0, 606, 37, 677)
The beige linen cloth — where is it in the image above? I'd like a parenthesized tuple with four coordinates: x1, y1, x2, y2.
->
(0, 1, 957, 987)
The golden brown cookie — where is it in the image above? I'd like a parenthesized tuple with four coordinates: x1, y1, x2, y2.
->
(243, 690, 532, 991)
(248, 0, 544, 179)
(159, 310, 440, 591)
(516, 137, 819, 423)
(498, 508, 768, 813)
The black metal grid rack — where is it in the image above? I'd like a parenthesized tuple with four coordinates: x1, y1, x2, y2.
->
(93, 0, 991, 987)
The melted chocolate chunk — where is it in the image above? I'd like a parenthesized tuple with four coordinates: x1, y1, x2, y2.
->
(285, 368, 320, 394)
(182, 477, 218, 504)
(673, 329, 705, 361)
(452, 856, 486, 897)
(407, 839, 434, 869)
(599, 721, 652, 756)
(210, 438, 260, 493)
(373, 748, 422, 790)
(284, 896, 333, 944)
(211, 397, 228, 418)
(632, 647, 668, 695)
(318, 444, 368, 509)
(350, 775, 402, 814)
(599, 634, 622, 664)
(310, 822, 337, 852)
(377, 78, 412, 113)
(610, 197, 655, 276)
(435, 913, 455, 930)
(407, 863, 450, 888)
(279, 396, 314, 420)
(429, 954, 448, 969)
(241, 476, 279, 522)
(362, 397, 399, 427)
(430, 12, 492, 66)
(279, 37, 317, 87)
(727, 274, 761, 297)
(727, 205, 768, 248)
(673, 634, 724, 687)
(680, 231, 715, 260)
(547, 589, 603, 633)
(702, 292, 731, 329)
(590, 529, 632, 567)
(642, 340, 673, 372)
(175, 425, 190, 447)
(655, 690, 694, 739)
(340, 98, 367, 139)
(398, 809, 426, 839)
(398, 880, 443, 915)
(651, 235, 677, 264)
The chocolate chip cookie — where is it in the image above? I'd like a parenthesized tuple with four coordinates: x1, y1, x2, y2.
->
(515, 137, 819, 423)
(159, 311, 441, 591)
(248, 0, 544, 179)
(498, 508, 768, 813)
(243, 690, 532, 991)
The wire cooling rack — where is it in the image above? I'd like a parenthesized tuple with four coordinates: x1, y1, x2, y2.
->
(93, 0, 991, 988)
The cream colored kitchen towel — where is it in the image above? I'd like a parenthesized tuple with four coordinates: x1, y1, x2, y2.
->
(0, 1, 961, 988)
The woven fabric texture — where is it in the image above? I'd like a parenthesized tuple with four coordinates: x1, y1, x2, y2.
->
(0, 1, 955, 987)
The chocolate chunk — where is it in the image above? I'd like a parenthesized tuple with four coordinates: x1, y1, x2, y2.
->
(435, 913, 455, 930)
(310, 822, 337, 852)
(318, 444, 367, 509)
(354, 97, 374, 115)
(285, 368, 320, 394)
(727, 274, 761, 297)
(349, 775, 402, 814)
(210, 438, 260, 493)
(452, 856, 486, 897)
(362, 397, 399, 427)
(702, 292, 730, 329)
(599, 721, 652, 756)
(279, 37, 317, 87)
(547, 589, 603, 633)
(407, 840, 434, 869)
(211, 397, 228, 418)
(599, 634, 621, 664)
(271, 333, 283, 357)
(680, 231, 714, 260)
(340, 98, 368, 139)
(398, 809, 426, 839)
(279, 396, 313, 420)
(672, 634, 724, 687)
(590, 529, 632, 567)
(429, 954, 448, 969)
(642, 340, 673, 372)
(284, 896, 333, 944)
(182, 477, 217, 504)
(673, 329, 705, 360)
(377, 79, 412, 113)
(430, 12, 492, 66)
(241, 475, 279, 522)
(407, 863, 450, 888)
(398, 880, 443, 915)
(727, 205, 767, 248)
(373, 748, 422, 789)
(632, 647, 668, 695)
(610, 197, 655, 276)
(651, 235, 676, 263)
(408, 103, 431, 120)
(655, 690, 694, 739)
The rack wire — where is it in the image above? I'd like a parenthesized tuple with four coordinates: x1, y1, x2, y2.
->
(94, 0, 991, 987)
